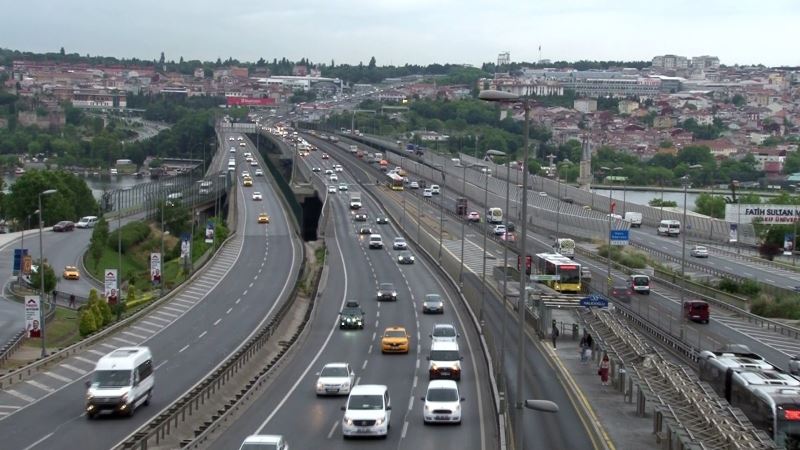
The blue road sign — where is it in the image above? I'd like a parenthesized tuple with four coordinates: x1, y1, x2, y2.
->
(610, 229, 629, 246)
(13, 248, 28, 276)
(580, 294, 609, 308)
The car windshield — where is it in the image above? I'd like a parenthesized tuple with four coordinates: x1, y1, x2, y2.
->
(385, 330, 406, 338)
(425, 295, 442, 303)
(92, 369, 132, 388)
(348, 394, 384, 410)
(426, 387, 459, 402)
(400, 252, 412, 258)
(240, 444, 278, 450)
(380, 283, 394, 291)
(320, 366, 349, 377)
(430, 350, 459, 361)
(434, 327, 456, 337)
(395, 238, 405, 243)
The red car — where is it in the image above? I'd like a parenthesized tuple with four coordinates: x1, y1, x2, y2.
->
(467, 211, 481, 222)
(53, 221, 75, 232)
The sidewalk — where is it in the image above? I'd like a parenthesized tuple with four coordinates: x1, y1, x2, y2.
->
(548, 309, 656, 450)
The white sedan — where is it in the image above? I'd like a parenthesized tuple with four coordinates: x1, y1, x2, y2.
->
(255, 169, 264, 176)
(315, 363, 354, 396)
(690, 245, 709, 258)
(423, 188, 433, 198)
(493, 224, 507, 235)
(328, 185, 336, 194)
(252, 192, 263, 201)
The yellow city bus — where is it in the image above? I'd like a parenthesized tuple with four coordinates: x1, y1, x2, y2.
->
(387, 172, 404, 191)
(535, 253, 582, 293)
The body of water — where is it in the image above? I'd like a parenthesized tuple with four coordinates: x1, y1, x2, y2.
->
(590, 188, 768, 211)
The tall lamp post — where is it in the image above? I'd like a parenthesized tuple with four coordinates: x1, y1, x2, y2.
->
(555, 159, 573, 241)
(458, 161, 480, 284)
(480, 89, 531, 450)
(38, 188, 57, 358)
(600, 166, 622, 296)
(679, 164, 704, 339)
(433, 163, 447, 261)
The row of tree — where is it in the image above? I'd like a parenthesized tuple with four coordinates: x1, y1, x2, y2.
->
(3, 169, 98, 226)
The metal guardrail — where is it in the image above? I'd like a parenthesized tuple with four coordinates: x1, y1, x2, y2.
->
(0, 331, 25, 367)
(117, 250, 310, 450)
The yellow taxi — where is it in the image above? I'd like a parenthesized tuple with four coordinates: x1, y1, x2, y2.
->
(381, 326, 410, 354)
(62, 265, 80, 280)
(243, 177, 253, 187)
(258, 213, 270, 224)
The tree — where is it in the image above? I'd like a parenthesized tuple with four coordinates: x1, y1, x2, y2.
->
(79, 308, 98, 336)
(784, 151, 800, 174)
(29, 261, 57, 294)
(695, 193, 726, 218)
(732, 94, 746, 107)
(59, 47, 65, 56)
(368, 56, 376, 70)
(159, 52, 165, 65)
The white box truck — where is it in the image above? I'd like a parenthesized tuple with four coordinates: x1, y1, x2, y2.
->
(624, 212, 643, 228)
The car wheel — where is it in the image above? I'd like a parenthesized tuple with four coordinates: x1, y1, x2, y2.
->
(144, 389, 152, 406)
(86, 411, 96, 420)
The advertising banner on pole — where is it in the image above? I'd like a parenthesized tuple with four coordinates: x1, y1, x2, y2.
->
(13, 248, 28, 276)
(729, 223, 738, 243)
(180, 233, 191, 263)
(150, 253, 162, 285)
(104, 269, 118, 305)
(25, 296, 41, 338)
(205, 221, 214, 244)
(784, 233, 795, 256)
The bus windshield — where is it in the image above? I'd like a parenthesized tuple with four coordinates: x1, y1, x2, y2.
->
(559, 265, 580, 284)
(776, 413, 800, 449)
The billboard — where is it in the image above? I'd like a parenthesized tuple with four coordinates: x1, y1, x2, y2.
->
(205, 221, 215, 244)
(104, 269, 119, 305)
(25, 296, 41, 338)
(725, 204, 800, 225)
(226, 97, 275, 106)
(150, 253, 162, 285)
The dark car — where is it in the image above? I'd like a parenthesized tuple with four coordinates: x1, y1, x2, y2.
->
(422, 294, 444, 314)
(377, 282, 397, 301)
(376, 216, 389, 225)
(505, 222, 516, 232)
(354, 213, 368, 222)
(339, 300, 365, 329)
(610, 285, 632, 302)
(397, 251, 415, 265)
(358, 227, 373, 235)
(684, 300, 709, 324)
(53, 221, 75, 232)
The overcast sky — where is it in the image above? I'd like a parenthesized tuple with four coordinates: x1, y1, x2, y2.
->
(4, 0, 798, 67)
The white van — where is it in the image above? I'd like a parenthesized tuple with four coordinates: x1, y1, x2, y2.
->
(624, 212, 643, 227)
(629, 274, 651, 295)
(239, 435, 289, 450)
(430, 184, 440, 195)
(85, 347, 154, 418)
(428, 340, 463, 380)
(341, 384, 391, 438)
(657, 219, 681, 237)
(76, 216, 99, 229)
(487, 207, 503, 224)
(368, 234, 384, 249)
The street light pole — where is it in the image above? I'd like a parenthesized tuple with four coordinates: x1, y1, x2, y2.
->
(436, 164, 446, 261)
(38, 189, 57, 358)
(118, 190, 122, 286)
(499, 156, 511, 379)
(479, 168, 490, 324)
(459, 163, 468, 284)
(679, 165, 703, 340)
(601, 166, 622, 295)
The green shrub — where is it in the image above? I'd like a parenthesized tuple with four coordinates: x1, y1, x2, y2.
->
(125, 292, 155, 310)
(751, 296, 800, 320)
(96, 299, 113, 325)
(107, 222, 151, 252)
(740, 279, 761, 296)
(79, 309, 98, 336)
(718, 278, 740, 293)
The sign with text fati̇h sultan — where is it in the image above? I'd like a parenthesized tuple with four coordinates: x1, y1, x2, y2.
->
(725, 204, 800, 225)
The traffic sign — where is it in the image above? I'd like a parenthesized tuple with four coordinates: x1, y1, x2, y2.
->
(580, 294, 609, 308)
(610, 229, 629, 246)
(533, 274, 561, 281)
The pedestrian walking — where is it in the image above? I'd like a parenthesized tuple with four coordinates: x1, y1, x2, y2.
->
(579, 334, 589, 363)
(551, 322, 559, 348)
(598, 353, 610, 385)
(68, 294, 76, 308)
(52, 290, 58, 306)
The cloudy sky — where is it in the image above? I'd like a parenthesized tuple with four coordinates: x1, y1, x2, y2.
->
(4, 0, 798, 67)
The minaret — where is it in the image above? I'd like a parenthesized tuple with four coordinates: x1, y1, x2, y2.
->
(578, 135, 593, 189)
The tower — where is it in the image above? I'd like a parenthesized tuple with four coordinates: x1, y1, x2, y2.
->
(578, 135, 593, 189)
(497, 52, 510, 67)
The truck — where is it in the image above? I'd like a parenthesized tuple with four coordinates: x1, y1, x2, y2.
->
(349, 192, 362, 210)
(554, 238, 576, 258)
(624, 212, 643, 228)
(456, 198, 468, 216)
(349, 144, 358, 154)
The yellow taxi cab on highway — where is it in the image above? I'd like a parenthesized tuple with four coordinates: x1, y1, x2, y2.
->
(258, 213, 270, 224)
(243, 177, 253, 187)
(381, 326, 410, 354)
(62, 265, 80, 280)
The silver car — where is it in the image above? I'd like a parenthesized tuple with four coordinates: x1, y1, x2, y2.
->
(422, 294, 444, 314)
(690, 245, 709, 258)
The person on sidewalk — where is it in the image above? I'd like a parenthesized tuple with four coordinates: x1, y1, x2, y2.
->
(551, 321, 559, 348)
(598, 353, 610, 386)
(68, 294, 76, 308)
(579, 333, 591, 363)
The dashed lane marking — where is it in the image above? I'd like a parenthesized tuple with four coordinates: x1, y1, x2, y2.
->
(73, 356, 95, 365)
(25, 380, 54, 393)
(121, 331, 147, 340)
(60, 364, 87, 375)
(87, 349, 105, 357)
(42, 372, 71, 383)
(6, 390, 34, 402)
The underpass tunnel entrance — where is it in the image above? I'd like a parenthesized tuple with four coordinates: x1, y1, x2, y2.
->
(300, 194, 323, 241)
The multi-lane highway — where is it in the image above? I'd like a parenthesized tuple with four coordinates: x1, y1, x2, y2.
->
(0, 131, 302, 450)
(209, 136, 497, 449)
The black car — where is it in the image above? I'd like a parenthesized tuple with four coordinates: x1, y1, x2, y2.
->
(358, 227, 373, 235)
(611, 285, 632, 302)
(339, 300, 365, 329)
(505, 222, 516, 232)
(53, 221, 75, 232)
(377, 282, 397, 301)
(376, 217, 389, 225)
(397, 251, 415, 265)
(354, 213, 368, 222)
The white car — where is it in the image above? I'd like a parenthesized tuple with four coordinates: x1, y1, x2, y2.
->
(328, 186, 337, 194)
(393, 237, 408, 250)
(250, 160, 258, 167)
(229, 147, 236, 153)
(493, 224, 507, 235)
(330, 174, 338, 182)
(421, 380, 463, 424)
(409, 181, 419, 189)
(423, 188, 433, 198)
(238, 435, 288, 450)
(239, 142, 246, 147)
(341, 385, 391, 438)
(228, 137, 235, 141)
(315, 362, 354, 396)
(325, 169, 333, 175)
(237, 136, 244, 141)
(338, 184, 348, 191)
(430, 324, 459, 343)
(255, 169, 264, 176)
(335, 165, 343, 173)
(252, 192, 263, 201)
(690, 245, 709, 258)
(241, 171, 251, 178)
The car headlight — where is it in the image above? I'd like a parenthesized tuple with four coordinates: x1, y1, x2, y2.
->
(431, 364, 438, 371)
(344, 416, 353, 425)
(410, 256, 415, 261)
(392, 292, 397, 296)
(376, 291, 381, 297)
(374, 416, 385, 426)
(317, 382, 324, 390)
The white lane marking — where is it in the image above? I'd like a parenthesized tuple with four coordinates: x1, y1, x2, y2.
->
(179, 344, 190, 353)
(153, 310, 179, 319)
(372, 332, 376, 341)
(362, 360, 368, 370)
(172, 298, 195, 306)
(213, 318, 222, 326)
(0, 405, 21, 409)
(401, 421, 409, 439)
(73, 356, 95, 365)
(226, 308, 233, 315)
(355, 377, 361, 386)
(415, 359, 420, 369)
(112, 336, 132, 345)
(243, 289, 249, 296)
(99, 342, 117, 349)
(376, 311, 380, 318)
(327, 420, 338, 439)
(6, 390, 34, 402)
(42, 371, 71, 383)
(235, 298, 241, 304)
(155, 360, 168, 370)
(131, 325, 157, 334)
(161, 305, 185, 314)
(198, 331, 208, 339)
(408, 397, 414, 411)
(61, 364, 87, 375)
(26, 380, 54, 393)
(122, 330, 147, 340)
(21, 432, 53, 450)
(146, 315, 171, 324)
(87, 349, 105, 357)
(368, 345, 373, 354)
(255, 218, 349, 432)
(413, 375, 418, 388)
